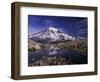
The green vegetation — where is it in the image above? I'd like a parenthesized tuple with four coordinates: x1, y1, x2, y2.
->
(49, 40, 87, 55)
(28, 39, 87, 66)
(28, 40, 87, 55)
(28, 47, 36, 52)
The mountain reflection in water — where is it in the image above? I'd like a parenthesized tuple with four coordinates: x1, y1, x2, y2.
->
(28, 48, 87, 66)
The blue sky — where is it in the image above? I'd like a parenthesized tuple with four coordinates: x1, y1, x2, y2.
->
(28, 15, 88, 38)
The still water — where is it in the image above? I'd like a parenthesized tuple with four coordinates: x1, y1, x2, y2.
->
(28, 48, 87, 65)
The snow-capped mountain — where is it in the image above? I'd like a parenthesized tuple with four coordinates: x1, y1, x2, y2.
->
(29, 27, 78, 42)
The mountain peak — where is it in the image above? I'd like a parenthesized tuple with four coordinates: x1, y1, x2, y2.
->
(48, 27, 58, 32)
(29, 27, 78, 41)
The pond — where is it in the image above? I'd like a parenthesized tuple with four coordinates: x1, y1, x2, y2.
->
(28, 48, 87, 66)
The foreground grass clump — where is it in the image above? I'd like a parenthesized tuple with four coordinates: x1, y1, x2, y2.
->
(28, 56, 75, 66)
